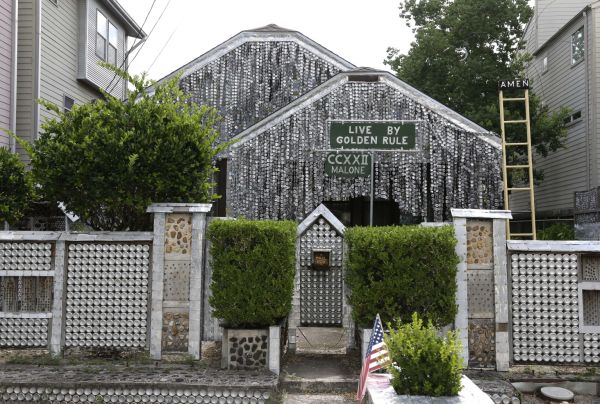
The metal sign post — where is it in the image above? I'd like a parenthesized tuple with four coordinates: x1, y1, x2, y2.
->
(322, 120, 422, 226)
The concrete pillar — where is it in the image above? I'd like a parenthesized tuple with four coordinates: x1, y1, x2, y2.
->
(49, 239, 66, 355)
(493, 218, 510, 371)
(452, 217, 469, 367)
(147, 203, 212, 360)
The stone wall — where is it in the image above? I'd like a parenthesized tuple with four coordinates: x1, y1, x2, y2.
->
(223, 329, 268, 370)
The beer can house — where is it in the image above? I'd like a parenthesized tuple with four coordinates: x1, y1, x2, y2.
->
(157, 25, 502, 225)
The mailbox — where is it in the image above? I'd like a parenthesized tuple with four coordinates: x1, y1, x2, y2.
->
(312, 249, 331, 270)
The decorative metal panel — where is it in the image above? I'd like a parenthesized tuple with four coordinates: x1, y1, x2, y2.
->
(511, 253, 580, 363)
(64, 243, 150, 348)
(0, 242, 53, 271)
(582, 254, 600, 281)
(0, 318, 48, 347)
(467, 271, 495, 318)
(0, 277, 52, 312)
(299, 218, 343, 325)
(180, 41, 342, 143)
(227, 82, 502, 221)
(583, 290, 600, 327)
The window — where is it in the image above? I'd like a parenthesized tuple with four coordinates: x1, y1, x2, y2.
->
(96, 11, 119, 64)
(96, 10, 107, 60)
(108, 22, 118, 65)
(542, 56, 548, 74)
(564, 110, 582, 125)
(572, 27, 585, 65)
(63, 96, 74, 113)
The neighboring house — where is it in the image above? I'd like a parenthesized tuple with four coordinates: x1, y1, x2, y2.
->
(7, 0, 145, 162)
(157, 25, 503, 224)
(0, 0, 16, 151)
(522, 0, 599, 220)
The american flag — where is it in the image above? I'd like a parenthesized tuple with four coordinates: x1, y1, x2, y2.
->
(356, 314, 391, 403)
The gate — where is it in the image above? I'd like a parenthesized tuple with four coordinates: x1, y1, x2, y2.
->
(288, 204, 355, 353)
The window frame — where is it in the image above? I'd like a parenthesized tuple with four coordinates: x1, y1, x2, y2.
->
(95, 10, 119, 65)
(95, 10, 108, 60)
(571, 26, 585, 66)
(63, 95, 75, 113)
(107, 21, 118, 66)
(542, 56, 548, 74)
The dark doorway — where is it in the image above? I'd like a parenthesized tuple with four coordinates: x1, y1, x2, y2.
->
(213, 159, 227, 217)
(323, 198, 420, 227)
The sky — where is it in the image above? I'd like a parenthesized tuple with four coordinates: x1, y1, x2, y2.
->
(119, 0, 415, 81)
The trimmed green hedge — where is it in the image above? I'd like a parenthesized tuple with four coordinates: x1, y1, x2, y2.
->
(345, 225, 459, 328)
(385, 313, 462, 397)
(208, 219, 296, 328)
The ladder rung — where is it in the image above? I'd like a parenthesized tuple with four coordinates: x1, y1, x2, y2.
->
(506, 165, 530, 169)
(504, 120, 528, 124)
(505, 142, 528, 146)
(508, 187, 531, 191)
(503, 98, 527, 101)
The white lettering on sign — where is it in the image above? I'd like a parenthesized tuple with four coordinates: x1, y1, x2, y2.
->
(386, 126, 403, 136)
(336, 136, 378, 146)
(348, 125, 372, 135)
(326, 154, 370, 165)
(382, 136, 409, 145)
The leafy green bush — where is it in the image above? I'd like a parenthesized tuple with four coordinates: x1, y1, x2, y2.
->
(538, 223, 574, 240)
(345, 225, 458, 328)
(29, 66, 227, 231)
(0, 147, 34, 225)
(385, 313, 462, 397)
(208, 219, 296, 328)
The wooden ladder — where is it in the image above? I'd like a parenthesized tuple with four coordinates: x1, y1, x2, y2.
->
(499, 83, 536, 240)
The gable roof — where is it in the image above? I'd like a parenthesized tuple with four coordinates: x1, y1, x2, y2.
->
(297, 204, 346, 236)
(153, 24, 355, 86)
(228, 67, 501, 150)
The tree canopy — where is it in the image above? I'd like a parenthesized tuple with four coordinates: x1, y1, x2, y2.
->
(386, 0, 570, 161)
(30, 67, 226, 231)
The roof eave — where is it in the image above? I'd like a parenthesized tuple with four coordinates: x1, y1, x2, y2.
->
(102, 0, 147, 39)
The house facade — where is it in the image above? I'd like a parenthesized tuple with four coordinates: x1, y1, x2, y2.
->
(2, 0, 144, 161)
(523, 1, 600, 221)
(159, 25, 503, 225)
(0, 0, 16, 151)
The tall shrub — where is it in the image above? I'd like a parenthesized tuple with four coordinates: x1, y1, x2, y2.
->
(29, 66, 226, 231)
(345, 225, 458, 328)
(385, 313, 462, 397)
(0, 148, 34, 225)
(208, 219, 296, 328)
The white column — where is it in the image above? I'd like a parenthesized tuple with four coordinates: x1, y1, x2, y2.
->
(493, 218, 510, 371)
(149, 212, 166, 360)
(49, 239, 66, 355)
(453, 217, 469, 367)
(189, 209, 210, 359)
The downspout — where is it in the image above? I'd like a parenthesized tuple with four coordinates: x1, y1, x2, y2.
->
(33, 0, 41, 140)
(9, 0, 18, 154)
(585, 10, 591, 190)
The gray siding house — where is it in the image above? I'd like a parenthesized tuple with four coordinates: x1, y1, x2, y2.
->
(10, 0, 144, 162)
(522, 1, 600, 220)
(0, 0, 16, 151)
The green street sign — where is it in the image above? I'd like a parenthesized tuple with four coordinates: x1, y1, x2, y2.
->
(329, 121, 417, 150)
(324, 152, 371, 178)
